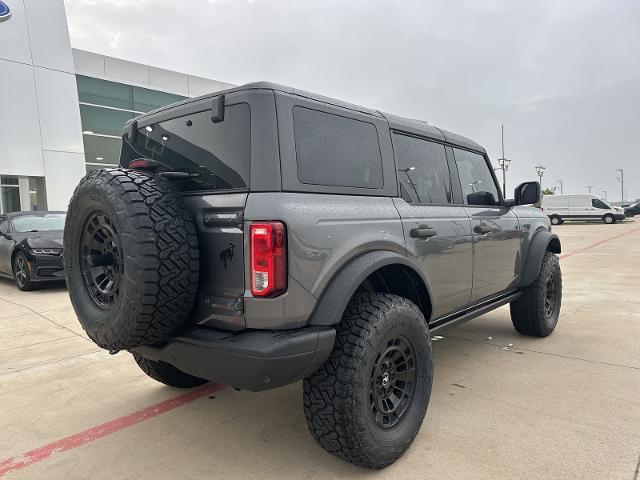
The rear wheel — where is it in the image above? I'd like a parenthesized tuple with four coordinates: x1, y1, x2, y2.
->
(303, 293, 433, 468)
(13, 252, 34, 291)
(133, 354, 207, 388)
(510, 251, 562, 337)
(602, 214, 615, 224)
(549, 215, 563, 225)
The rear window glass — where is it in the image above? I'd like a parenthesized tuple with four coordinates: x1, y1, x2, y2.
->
(120, 103, 250, 192)
(293, 107, 383, 189)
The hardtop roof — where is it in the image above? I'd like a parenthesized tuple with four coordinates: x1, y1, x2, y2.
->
(129, 81, 485, 153)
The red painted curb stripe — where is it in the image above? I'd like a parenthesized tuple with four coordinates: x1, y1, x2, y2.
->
(559, 226, 640, 260)
(0, 382, 225, 477)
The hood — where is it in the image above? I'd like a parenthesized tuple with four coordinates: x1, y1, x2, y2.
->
(15, 231, 64, 249)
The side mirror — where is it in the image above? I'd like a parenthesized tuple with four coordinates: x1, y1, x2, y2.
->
(506, 181, 540, 206)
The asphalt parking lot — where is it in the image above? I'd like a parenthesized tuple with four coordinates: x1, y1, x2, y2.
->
(1, 220, 639, 479)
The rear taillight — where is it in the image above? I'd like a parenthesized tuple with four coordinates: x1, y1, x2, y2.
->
(128, 158, 150, 169)
(250, 222, 287, 297)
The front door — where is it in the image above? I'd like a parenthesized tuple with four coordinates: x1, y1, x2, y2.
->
(392, 133, 474, 320)
(451, 148, 522, 303)
(0, 216, 11, 274)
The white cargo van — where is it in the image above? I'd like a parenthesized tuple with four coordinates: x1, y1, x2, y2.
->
(541, 194, 626, 225)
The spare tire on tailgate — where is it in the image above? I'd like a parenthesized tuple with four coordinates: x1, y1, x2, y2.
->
(64, 168, 199, 351)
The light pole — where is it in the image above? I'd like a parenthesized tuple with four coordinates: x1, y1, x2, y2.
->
(497, 125, 511, 196)
(557, 180, 564, 194)
(535, 166, 546, 192)
(587, 185, 594, 194)
(615, 169, 624, 203)
(602, 190, 607, 201)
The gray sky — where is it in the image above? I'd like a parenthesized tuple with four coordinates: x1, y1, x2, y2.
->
(64, 0, 640, 202)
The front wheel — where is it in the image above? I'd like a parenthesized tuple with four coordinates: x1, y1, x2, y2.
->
(602, 214, 615, 224)
(13, 252, 34, 291)
(303, 293, 433, 469)
(510, 251, 562, 337)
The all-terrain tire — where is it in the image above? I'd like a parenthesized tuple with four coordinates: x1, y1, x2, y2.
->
(510, 251, 562, 337)
(133, 354, 208, 388)
(64, 168, 199, 351)
(303, 293, 433, 469)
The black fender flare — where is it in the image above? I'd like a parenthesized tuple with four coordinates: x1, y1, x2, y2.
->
(308, 250, 431, 326)
(521, 230, 561, 286)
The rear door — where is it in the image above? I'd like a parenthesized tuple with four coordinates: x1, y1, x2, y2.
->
(451, 147, 522, 303)
(391, 133, 473, 320)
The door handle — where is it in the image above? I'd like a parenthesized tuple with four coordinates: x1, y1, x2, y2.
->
(410, 225, 438, 239)
(474, 225, 492, 234)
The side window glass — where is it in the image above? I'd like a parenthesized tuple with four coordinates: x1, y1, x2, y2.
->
(0, 218, 7, 235)
(393, 134, 452, 204)
(592, 199, 609, 209)
(453, 149, 500, 206)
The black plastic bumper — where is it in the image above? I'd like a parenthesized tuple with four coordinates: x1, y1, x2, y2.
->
(133, 326, 336, 392)
(30, 254, 64, 281)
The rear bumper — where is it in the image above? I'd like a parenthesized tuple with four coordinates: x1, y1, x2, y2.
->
(132, 325, 336, 391)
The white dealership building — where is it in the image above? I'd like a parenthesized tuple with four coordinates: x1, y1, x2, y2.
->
(0, 0, 231, 213)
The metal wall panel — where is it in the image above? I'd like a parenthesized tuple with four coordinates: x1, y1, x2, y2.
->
(187, 75, 234, 96)
(23, 0, 74, 73)
(0, 59, 44, 177)
(34, 66, 84, 154)
(43, 151, 85, 210)
(0, 0, 32, 64)
(148, 66, 189, 94)
(72, 48, 106, 77)
(104, 55, 150, 85)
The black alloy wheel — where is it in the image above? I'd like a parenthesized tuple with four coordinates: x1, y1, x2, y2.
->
(369, 335, 417, 429)
(80, 211, 124, 308)
(544, 270, 558, 319)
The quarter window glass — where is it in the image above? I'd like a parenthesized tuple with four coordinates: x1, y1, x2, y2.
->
(453, 149, 500, 205)
(294, 107, 383, 189)
(592, 199, 610, 209)
(393, 134, 452, 204)
(0, 218, 7, 234)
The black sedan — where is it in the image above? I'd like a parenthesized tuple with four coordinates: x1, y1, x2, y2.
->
(0, 211, 66, 290)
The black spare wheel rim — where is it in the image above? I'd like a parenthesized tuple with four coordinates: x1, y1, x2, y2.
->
(369, 335, 417, 429)
(80, 211, 123, 308)
(544, 270, 557, 319)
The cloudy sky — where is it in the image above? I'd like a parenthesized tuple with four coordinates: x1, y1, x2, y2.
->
(64, 0, 639, 201)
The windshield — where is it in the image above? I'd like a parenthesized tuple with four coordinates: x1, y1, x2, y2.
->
(12, 213, 66, 232)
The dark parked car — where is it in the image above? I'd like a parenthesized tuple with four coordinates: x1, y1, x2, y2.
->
(0, 211, 66, 290)
(623, 202, 640, 217)
(64, 82, 562, 469)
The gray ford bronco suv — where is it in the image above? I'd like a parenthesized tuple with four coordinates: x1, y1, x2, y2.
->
(64, 82, 562, 468)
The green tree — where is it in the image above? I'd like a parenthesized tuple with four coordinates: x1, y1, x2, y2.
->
(542, 188, 555, 195)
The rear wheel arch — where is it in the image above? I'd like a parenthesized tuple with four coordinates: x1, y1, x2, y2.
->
(308, 251, 433, 326)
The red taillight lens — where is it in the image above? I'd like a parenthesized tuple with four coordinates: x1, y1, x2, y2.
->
(128, 158, 150, 169)
(250, 222, 287, 297)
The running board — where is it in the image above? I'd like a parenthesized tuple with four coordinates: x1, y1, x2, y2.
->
(429, 291, 521, 333)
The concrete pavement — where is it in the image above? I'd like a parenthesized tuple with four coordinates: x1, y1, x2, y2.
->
(1, 220, 639, 479)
